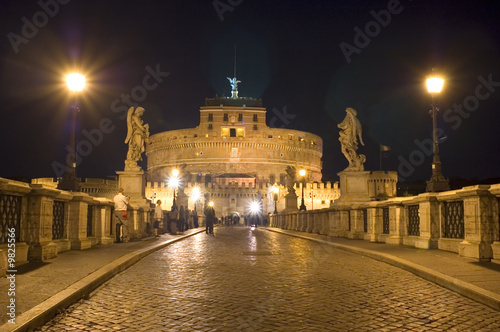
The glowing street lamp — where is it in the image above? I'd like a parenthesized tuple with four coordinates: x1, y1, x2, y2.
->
(190, 186, 201, 213)
(272, 184, 279, 214)
(58, 73, 85, 191)
(299, 169, 306, 211)
(169, 168, 180, 209)
(249, 200, 261, 215)
(67, 73, 85, 91)
(425, 70, 450, 192)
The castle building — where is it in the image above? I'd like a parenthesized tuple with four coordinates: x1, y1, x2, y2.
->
(144, 81, 340, 218)
(146, 97, 322, 185)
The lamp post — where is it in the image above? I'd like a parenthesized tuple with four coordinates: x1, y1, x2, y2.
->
(425, 70, 450, 192)
(299, 169, 306, 211)
(58, 73, 85, 192)
(272, 184, 279, 214)
(170, 168, 179, 209)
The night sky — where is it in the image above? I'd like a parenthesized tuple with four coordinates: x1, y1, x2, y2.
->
(1, 0, 499, 185)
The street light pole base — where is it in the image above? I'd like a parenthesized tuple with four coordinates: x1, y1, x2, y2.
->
(57, 173, 80, 192)
(426, 178, 450, 192)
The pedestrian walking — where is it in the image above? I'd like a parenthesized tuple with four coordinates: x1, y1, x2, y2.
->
(169, 205, 179, 235)
(178, 205, 185, 234)
(204, 203, 216, 235)
(193, 209, 199, 228)
(188, 210, 194, 229)
(153, 200, 163, 237)
(184, 207, 190, 230)
(113, 188, 130, 243)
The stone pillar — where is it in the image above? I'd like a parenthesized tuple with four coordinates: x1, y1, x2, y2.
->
(348, 208, 365, 239)
(116, 170, 146, 205)
(299, 212, 307, 232)
(320, 212, 329, 235)
(312, 212, 321, 234)
(458, 185, 496, 261)
(415, 194, 440, 249)
(68, 193, 94, 250)
(117, 170, 152, 240)
(305, 211, 314, 233)
(285, 192, 298, 212)
(94, 198, 114, 245)
(26, 185, 60, 261)
(364, 206, 381, 242)
(386, 203, 405, 245)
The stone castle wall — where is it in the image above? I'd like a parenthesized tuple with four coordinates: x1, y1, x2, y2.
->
(146, 106, 323, 183)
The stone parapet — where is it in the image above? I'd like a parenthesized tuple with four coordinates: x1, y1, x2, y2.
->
(269, 182, 500, 262)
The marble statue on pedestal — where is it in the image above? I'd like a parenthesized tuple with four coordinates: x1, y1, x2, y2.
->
(285, 166, 296, 195)
(338, 107, 366, 171)
(124, 107, 150, 171)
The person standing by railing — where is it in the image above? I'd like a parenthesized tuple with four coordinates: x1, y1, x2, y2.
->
(153, 200, 163, 237)
(113, 188, 130, 243)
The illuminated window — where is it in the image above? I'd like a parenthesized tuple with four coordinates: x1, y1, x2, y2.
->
(208, 113, 213, 121)
(236, 128, 245, 137)
(222, 127, 229, 137)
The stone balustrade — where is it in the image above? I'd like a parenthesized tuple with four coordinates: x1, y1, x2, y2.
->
(270, 184, 500, 262)
(0, 177, 153, 276)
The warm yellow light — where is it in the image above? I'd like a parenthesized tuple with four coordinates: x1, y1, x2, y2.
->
(191, 187, 201, 202)
(427, 76, 444, 93)
(299, 169, 306, 177)
(66, 73, 85, 91)
(208, 201, 214, 207)
(249, 201, 261, 214)
(168, 177, 179, 189)
(273, 185, 279, 194)
(172, 169, 179, 177)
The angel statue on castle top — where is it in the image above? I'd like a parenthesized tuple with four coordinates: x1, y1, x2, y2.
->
(227, 77, 241, 91)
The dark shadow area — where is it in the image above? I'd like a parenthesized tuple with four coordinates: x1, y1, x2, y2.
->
(470, 261, 500, 272)
(14, 261, 51, 275)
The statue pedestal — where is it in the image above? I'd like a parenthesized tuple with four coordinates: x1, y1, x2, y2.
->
(176, 191, 189, 209)
(336, 171, 371, 205)
(334, 170, 398, 206)
(116, 170, 147, 205)
(284, 193, 298, 211)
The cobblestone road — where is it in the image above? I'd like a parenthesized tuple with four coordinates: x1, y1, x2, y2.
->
(39, 227, 500, 331)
